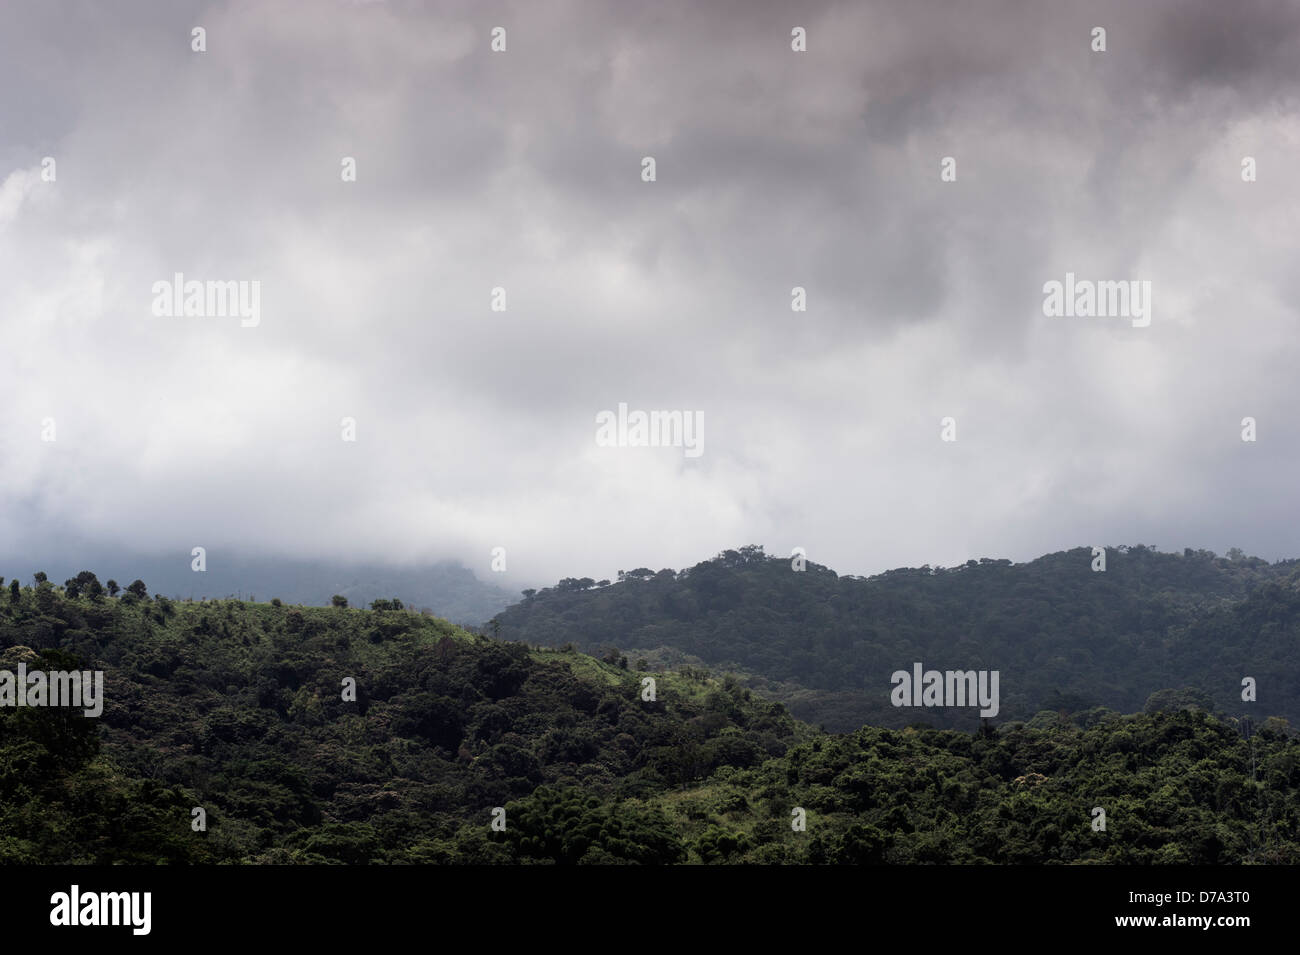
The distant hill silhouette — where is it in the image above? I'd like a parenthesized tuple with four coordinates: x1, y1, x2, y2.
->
(494, 544, 1300, 731)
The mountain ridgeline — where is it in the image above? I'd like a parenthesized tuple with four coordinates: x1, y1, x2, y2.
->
(1, 575, 1297, 864)
(493, 545, 1300, 732)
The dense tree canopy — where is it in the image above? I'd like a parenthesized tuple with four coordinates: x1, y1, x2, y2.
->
(1, 563, 1295, 864)
(496, 545, 1300, 731)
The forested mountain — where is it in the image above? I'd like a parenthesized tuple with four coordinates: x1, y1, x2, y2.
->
(494, 545, 1300, 731)
(1, 572, 1297, 864)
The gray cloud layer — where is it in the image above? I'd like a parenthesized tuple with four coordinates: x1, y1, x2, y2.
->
(2, 0, 1298, 586)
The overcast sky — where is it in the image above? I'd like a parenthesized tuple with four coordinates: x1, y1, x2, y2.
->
(1, 0, 1298, 588)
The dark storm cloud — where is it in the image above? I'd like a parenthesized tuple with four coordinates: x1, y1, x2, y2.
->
(1, 0, 1298, 586)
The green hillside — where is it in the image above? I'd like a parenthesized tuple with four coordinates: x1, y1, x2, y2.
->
(1, 570, 1296, 864)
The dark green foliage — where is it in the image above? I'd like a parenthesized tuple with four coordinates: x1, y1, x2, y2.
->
(0, 582, 798, 863)
(504, 787, 685, 864)
(497, 545, 1300, 731)
(1, 567, 1296, 864)
(763, 709, 1298, 864)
